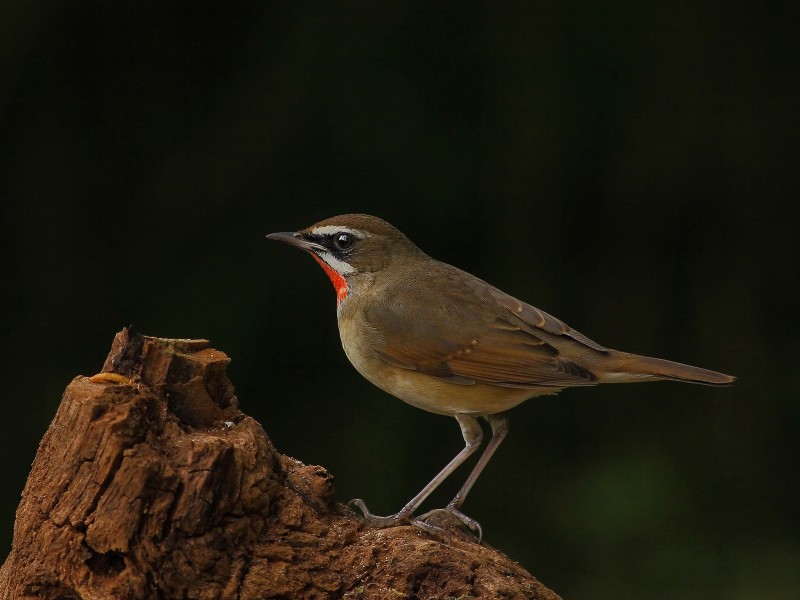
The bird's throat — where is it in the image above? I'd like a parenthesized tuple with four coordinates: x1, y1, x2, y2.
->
(312, 254, 348, 305)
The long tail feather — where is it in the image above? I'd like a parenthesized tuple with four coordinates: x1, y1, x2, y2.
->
(599, 351, 735, 385)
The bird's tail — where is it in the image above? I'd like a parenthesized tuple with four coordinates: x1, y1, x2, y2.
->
(598, 350, 735, 386)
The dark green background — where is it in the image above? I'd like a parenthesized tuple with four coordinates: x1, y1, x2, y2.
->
(1, 3, 797, 598)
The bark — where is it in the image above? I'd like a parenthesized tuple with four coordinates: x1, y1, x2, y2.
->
(0, 328, 561, 600)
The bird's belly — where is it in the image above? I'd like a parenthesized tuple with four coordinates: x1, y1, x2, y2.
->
(368, 366, 551, 416)
(339, 320, 555, 416)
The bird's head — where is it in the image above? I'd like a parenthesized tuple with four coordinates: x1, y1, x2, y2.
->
(267, 214, 424, 304)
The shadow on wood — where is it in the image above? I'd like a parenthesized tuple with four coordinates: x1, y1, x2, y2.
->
(0, 328, 560, 599)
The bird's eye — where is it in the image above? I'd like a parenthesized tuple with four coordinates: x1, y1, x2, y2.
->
(333, 232, 354, 251)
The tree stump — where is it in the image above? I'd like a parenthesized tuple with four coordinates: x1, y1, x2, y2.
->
(0, 328, 561, 599)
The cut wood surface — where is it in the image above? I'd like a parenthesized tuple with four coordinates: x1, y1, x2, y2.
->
(0, 328, 560, 599)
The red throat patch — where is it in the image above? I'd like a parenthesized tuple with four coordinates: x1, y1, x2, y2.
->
(311, 254, 348, 305)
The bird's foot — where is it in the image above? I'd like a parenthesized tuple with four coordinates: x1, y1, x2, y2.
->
(348, 499, 482, 542)
(415, 506, 483, 542)
(347, 499, 410, 528)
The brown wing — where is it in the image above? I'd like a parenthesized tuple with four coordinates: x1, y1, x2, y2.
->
(365, 262, 601, 389)
(489, 288, 608, 352)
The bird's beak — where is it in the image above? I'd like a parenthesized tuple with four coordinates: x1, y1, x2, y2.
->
(266, 231, 326, 252)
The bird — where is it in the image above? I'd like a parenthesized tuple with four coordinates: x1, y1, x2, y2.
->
(267, 214, 734, 537)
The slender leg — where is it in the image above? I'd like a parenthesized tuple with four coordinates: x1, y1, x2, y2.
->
(417, 412, 510, 540)
(350, 415, 483, 526)
(449, 412, 509, 509)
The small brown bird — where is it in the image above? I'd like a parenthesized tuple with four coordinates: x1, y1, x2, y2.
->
(268, 214, 733, 537)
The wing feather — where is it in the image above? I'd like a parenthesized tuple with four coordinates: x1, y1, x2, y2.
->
(364, 261, 604, 389)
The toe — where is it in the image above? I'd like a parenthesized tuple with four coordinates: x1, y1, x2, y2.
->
(417, 507, 483, 542)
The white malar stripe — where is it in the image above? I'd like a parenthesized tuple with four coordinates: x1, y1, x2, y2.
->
(316, 250, 356, 275)
(310, 225, 369, 239)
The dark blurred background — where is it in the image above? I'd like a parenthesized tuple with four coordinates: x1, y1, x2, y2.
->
(1, 2, 798, 598)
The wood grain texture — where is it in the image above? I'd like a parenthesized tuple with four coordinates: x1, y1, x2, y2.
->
(0, 328, 561, 600)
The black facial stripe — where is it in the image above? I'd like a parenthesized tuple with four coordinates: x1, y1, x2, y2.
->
(306, 232, 355, 255)
(306, 233, 326, 247)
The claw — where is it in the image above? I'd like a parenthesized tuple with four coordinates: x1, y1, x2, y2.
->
(416, 506, 483, 542)
(347, 499, 408, 527)
(347, 499, 482, 542)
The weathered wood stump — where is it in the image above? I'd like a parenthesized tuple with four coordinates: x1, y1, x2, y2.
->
(0, 328, 560, 599)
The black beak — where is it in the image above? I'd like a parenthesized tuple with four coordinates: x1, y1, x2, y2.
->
(266, 231, 326, 252)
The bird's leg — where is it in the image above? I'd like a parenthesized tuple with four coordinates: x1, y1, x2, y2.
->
(349, 415, 483, 527)
(449, 413, 509, 509)
(418, 412, 510, 540)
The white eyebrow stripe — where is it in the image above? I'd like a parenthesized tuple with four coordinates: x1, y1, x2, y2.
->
(316, 250, 356, 275)
(310, 225, 369, 238)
